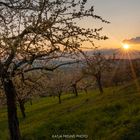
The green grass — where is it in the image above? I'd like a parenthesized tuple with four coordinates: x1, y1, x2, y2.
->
(1, 85, 140, 140)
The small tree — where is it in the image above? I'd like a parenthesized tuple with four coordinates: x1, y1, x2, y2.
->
(83, 52, 110, 93)
(67, 69, 83, 96)
(78, 76, 94, 94)
(14, 73, 43, 118)
(46, 70, 67, 104)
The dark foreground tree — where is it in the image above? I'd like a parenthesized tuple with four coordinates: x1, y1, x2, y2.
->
(0, 0, 109, 139)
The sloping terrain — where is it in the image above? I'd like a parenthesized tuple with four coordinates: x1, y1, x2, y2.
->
(0, 83, 140, 140)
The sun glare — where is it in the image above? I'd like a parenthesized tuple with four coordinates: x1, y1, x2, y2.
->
(122, 44, 130, 50)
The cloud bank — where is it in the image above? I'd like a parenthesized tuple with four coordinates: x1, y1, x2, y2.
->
(123, 37, 140, 44)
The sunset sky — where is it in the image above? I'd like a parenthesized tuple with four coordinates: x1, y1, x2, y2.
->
(82, 0, 140, 50)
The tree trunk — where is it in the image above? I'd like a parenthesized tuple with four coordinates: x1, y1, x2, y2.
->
(73, 84, 78, 97)
(3, 78, 21, 140)
(96, 77, 103, 94)
(84, 88, 88, 94)
(19, 100, 26, 119)
(30, 99, 32, 105)
(58, 93, 61, 104)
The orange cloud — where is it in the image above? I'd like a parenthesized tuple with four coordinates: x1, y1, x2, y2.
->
(123, 37, 140, 45)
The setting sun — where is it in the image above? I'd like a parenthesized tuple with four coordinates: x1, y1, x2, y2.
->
(122, 44, 130, 50)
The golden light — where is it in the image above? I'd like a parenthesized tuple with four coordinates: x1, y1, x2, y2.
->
(122, 44, 130, 50)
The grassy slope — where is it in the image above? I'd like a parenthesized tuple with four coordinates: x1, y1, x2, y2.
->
(1, 83, 140, 140)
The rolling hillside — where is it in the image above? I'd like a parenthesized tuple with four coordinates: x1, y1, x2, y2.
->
(0, 83, 140, 140)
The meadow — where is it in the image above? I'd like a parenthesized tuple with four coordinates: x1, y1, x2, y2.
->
(0, 81, 140, 140)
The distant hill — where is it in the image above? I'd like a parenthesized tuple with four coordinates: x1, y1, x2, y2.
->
(31, 48, 140, 71)
(85, 48, 140, 59)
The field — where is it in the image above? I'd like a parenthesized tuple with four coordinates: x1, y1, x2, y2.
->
(0, 82, 140, 140)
